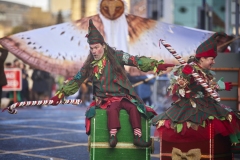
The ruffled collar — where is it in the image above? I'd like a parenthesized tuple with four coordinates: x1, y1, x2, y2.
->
(91, 54, 107, 79)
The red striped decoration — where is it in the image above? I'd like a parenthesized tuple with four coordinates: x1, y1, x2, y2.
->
(2, 99, 82, 114)
(160, 39, 221, 102)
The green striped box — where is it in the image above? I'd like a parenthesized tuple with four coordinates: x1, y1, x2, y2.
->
(89, 109, 152, 160)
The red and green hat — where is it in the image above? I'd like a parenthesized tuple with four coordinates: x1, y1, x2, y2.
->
(86, 19, 105, 44)
(195, 32, 227, 58)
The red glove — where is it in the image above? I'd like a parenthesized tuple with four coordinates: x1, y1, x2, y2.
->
(182, 65, 194, 75)
(225, 82, 232, 91)
(50, 91, 65, 105)
(157, 63, 175, 71)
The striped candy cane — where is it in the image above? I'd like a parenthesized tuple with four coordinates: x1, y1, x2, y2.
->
(160, 39, 221, 102)
(2, 99, 82, 114)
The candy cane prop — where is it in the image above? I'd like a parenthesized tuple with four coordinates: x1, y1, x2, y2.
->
(160, 39, 221, 102)
(2, 99, 82, 114)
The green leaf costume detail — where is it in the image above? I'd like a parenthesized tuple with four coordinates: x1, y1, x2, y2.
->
(85, 107, 96, 118)
(177, 124, 183, 133)
(208, 116, 214, 120)
(201, 121, 206, 127)
(138, 57, 164, 72)
(91, 55, 106, 79)
(220, 117, 226, 120)
(62, 81, 79, 96)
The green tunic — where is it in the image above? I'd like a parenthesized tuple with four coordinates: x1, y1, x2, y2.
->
(59, 50, 163, 119)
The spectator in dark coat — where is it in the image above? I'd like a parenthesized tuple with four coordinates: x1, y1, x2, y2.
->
(0, 48, 8, 107)
(128, 73, 155, 106)
(31, 69, 51, 106)
(19, 63, 30, 101)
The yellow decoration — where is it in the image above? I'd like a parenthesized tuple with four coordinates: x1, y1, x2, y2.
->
(190, 99, 196, 108)
(227, 114, 232, 122)
(186, 122, 191, 128)
(91, 55, 107, 79)
(172, 147, 201, 160)
(157, 120, 165, 129)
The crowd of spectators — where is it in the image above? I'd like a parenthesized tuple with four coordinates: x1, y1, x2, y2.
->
(1, 58, 160, 109)
(1, 58, 56, 109)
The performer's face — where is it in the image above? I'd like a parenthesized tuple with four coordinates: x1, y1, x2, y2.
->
(199, 57, 215, 69)
(90, 43, 105, 60)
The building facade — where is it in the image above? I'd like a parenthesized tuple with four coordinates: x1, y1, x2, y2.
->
(0, 1, 30, 36)
(173, 0, 225, 31)
(49, 0, 71, 22)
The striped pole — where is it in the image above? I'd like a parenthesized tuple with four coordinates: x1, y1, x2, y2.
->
(160, 39, 221, 102)
(2, 99, 82, 114)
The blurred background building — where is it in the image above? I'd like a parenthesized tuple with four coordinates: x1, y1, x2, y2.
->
(0, 1, 30, 37)
(49, 0, 71, 22)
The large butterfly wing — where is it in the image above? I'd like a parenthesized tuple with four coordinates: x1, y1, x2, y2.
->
(0, 15, 104, 77)
(126, 14, 213, 63)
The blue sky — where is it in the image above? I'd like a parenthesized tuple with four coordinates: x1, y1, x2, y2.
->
(1, 0, 49, 11)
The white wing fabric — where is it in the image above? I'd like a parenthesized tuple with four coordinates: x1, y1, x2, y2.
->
(0, 22, 88, 77)
(0, 15, 104, 77)
(126, 14, 213, 63)
(0, 14, 213, 77)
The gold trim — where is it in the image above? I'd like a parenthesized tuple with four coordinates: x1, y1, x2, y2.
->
(88, 136, 91, 152)
(90, 142, 151, 149)
(161, 153, 210, 158)
(161, 152, 232, 158)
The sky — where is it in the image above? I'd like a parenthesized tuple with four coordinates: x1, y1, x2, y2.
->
(1, 0, 49, 11)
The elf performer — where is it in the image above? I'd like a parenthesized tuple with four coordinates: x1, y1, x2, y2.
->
(50, 19, 174, 148)
(151, 32, 240, 150)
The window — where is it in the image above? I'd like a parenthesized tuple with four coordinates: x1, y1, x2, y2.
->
(0, 12, 6, 21)
(147, 0, 164, 20)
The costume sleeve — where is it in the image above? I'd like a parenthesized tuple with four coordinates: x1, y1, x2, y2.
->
(60, 65, 88, 96)
(116, 51, 164, 73)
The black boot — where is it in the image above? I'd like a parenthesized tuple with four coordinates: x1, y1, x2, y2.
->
(109, 135, 118, 148)
(133, 135, 151, 147)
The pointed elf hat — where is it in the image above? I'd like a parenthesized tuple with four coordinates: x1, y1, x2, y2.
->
(86, 19, 105, 44)
(195, 32, 227, 58)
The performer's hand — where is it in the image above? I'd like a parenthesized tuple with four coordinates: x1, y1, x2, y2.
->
(217, 77, 232, 91)
(50, 91, 65, 105)
(157, 63, 175, 71)
(182, 65, 194, 75)
(225, 82, 232, 91)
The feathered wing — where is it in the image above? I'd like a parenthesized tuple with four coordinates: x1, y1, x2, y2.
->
(0, 13, 214, 77)
(0, 15, 104, 77)
(126, 14, 213, 63)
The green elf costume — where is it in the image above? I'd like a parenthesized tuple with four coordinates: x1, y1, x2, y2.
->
(151, 32, 240, 148)
(50, 19, 174, 148)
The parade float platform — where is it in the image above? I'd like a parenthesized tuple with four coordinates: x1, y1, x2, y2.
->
(160, 132, 232, 160)
(89, 109, 153, 160)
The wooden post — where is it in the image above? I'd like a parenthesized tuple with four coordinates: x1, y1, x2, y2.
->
(238, 69, 240, 111)
(13, 91, 17, 103)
